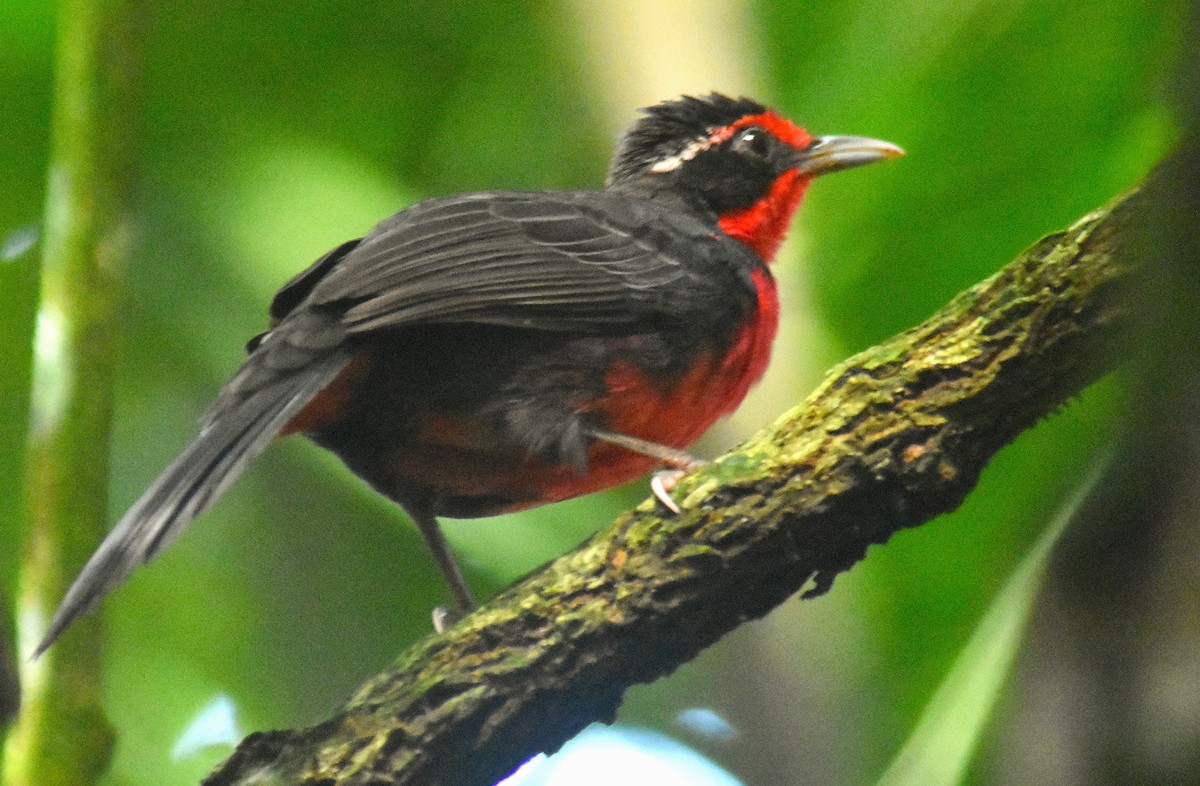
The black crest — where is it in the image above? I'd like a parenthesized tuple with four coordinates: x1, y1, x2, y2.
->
(606, 94, 767, 186)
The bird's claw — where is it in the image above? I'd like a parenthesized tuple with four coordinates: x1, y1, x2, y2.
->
(432, 605, 460, 634)
(651, 469, 687, 514)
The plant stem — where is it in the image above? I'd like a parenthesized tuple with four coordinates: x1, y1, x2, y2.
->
(3, 0, 142, 783)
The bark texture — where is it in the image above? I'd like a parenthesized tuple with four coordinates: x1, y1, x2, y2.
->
(206, 169, 1150, 786)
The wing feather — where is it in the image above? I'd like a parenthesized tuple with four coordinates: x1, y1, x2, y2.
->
(298, 190, 752, 336)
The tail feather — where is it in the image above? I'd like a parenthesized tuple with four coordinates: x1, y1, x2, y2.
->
(33, 349, 350, 658)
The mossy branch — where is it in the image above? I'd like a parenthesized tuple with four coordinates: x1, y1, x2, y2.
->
(206, 162, 1156, 786)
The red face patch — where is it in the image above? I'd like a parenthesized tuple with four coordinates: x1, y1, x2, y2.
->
(716, 169, 810, 262)
(712, 111, 813, 150)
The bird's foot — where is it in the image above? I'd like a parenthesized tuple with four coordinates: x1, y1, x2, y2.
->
(432, 605, 461, 634)
(651, 456, 707, 514)
(584, 428, 706, 514)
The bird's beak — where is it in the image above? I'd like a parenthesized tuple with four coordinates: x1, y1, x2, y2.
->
(793, 135, 905, 177)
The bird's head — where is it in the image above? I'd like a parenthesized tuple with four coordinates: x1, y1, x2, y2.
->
(607, 94, 903, 262)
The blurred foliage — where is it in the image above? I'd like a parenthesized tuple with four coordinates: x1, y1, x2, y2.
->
(0, 0, 53, 746)
(0, 1, 1190, 784)
(875, 462, 1104, 786)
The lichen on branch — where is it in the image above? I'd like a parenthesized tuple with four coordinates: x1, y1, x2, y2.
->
(207, 174, 1146, 786)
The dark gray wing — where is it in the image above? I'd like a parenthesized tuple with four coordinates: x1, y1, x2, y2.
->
(36, 189, 756, 655)
(298, 190, 754, 335)
(34, 327, 350, 657)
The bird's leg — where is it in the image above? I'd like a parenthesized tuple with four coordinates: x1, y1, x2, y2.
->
(406, 499, 475, 632)
(586, 429, 707, 514)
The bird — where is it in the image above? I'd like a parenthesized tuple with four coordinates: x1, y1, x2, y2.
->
(35, 93, 902, 656)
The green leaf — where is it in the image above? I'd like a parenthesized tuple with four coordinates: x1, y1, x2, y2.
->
(873, 460, 1106, 786)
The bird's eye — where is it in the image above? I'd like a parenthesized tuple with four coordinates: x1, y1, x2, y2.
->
(733, 126, 770, 157)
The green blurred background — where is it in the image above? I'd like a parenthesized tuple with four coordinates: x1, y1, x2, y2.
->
(0, 1, 1192, 784)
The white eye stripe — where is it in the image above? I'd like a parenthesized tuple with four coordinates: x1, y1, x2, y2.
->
(648, 136, 715, 173)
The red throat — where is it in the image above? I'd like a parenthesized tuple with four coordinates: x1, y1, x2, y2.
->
(717, 169, 810, 262)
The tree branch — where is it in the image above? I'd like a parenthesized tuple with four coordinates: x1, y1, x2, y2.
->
(206, 161, 1152, 785)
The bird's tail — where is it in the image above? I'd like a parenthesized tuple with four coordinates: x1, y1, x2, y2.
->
(33, 349, 350, 658)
